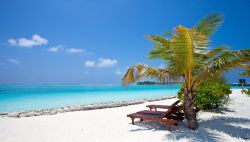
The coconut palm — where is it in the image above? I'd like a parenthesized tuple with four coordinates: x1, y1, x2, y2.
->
(122, 13, 250, 129)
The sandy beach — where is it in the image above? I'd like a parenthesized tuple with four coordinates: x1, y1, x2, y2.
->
(1, 1, 250, 141)
(0, 89, 249, 142)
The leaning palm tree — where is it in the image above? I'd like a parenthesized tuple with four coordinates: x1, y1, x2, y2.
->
(122, 13, 250, 129)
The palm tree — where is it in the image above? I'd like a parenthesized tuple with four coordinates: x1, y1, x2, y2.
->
(122, 13, 250, 129)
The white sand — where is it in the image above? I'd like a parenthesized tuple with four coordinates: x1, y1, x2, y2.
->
(0, 89, 249, 142)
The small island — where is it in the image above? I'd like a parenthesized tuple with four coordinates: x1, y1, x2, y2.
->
(136, 81, 178, 85)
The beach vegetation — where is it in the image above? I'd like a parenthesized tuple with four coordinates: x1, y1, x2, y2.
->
(246, 89, 250, 96)
(178, 81, 231, 110)
(122, 13, 250, 129)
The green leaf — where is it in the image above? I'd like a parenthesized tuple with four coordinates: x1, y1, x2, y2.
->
(195, 13, 223, 37)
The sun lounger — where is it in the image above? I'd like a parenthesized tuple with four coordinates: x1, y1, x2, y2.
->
(146, 100, 199, 113)
(146, 100, 180, 111)
(127, 100, 184, 130)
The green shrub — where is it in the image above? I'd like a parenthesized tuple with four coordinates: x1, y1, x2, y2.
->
(246, 89, 250, 96)
(177, 82, 232, 110)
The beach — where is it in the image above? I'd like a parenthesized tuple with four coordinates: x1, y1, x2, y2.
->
(0, 89, 249, 142)
(1, 1, 250, 141)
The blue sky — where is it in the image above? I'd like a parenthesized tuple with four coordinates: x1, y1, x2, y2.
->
(0, 0, 249, 84)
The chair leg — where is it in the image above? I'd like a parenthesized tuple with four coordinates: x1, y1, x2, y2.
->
(166, 123, 172, 131)
(131, 117, 135, 125)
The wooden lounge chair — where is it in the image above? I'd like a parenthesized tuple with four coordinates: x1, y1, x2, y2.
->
(142, 100, 184, 121)
(147, 100, 199, 113)
(146, 100, 181, 111)
(127, 100, 184, 130)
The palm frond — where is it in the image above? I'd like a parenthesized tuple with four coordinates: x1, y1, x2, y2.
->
(195, 13, 223, 37)
(240, 71, 250, 76)
(163, 31, 172, 37)
(147, 35, 174, 61)
(206, 49, 250, 75)
(205, 46, 228, 58)
(147, 35, 172, 47)
(173, 26, 193, 74)
(148, 43, 173, 60)
(122, 64, 170, 86)
(173, 26, 208, 72)
(239, 65, 250, 76)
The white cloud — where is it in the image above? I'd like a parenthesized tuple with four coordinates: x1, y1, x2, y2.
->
(8, 34, 48, 48)
(48, 45, 64, 53)
(8, 59, 20, 64)
(18, 38, 36, 47)
(96, 58, 117, 67)
(84, 60, 95, 67)
(48, 46, 91, 55)
(67, 48, 83, 54)
(84, 58, 117, 68)
(32, 34, 48, 45)
(8, 39, 17, 46)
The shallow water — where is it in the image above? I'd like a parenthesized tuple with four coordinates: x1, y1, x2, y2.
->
(0, 84, 180, 112)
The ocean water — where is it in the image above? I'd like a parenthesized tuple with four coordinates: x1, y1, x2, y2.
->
(0, 84, 181, 112)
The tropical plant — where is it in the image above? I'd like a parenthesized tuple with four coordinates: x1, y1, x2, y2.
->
(122, 13, 250, 129)
(239, 79, 246, 85)
(178, 81, 231, 110)
(246, 89, 250, 96)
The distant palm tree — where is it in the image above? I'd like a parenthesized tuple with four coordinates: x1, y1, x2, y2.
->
(122, 13, 250, 129)
(239, 79, 246, 85)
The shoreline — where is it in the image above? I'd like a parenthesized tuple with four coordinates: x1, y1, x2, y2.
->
(0, 89, 249, 142)
(0, 96, 176, 118)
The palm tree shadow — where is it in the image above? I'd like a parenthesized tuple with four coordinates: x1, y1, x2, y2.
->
(164, 117, 250, 142)
(212, 107, 236, 114)
(129, 117, 250, 141)
(129, 121, 167, 132)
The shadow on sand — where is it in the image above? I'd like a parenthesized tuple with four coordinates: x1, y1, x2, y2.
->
(129, 117, 250, 141)
(129, 121, 167, 132)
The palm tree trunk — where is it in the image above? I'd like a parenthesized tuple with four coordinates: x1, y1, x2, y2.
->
(184, 89, 198, 129)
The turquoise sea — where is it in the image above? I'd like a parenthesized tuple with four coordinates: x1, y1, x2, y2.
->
(0, 84, 243, 112)
(0, 84, 181, 112)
